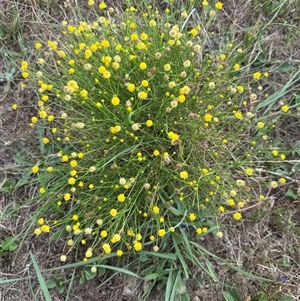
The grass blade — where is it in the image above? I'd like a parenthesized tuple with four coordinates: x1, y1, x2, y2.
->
(191, 242, 274, 283)
(0, 277, 31, 285)
(256, 69, 300, 114)
(29, 251, 53, 301)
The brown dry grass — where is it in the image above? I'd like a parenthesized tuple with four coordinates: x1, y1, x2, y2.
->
(1, 0, 300, 300)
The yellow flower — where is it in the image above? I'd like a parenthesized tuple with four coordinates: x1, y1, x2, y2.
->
(233, 212, 242, 220)
(68, 177, 76, 185)
(70, 160, 77, 168)
(180, 171, 188, 179)
(253, 71, 261, 80)
(133, 241, 142, 251)
(215, 1, 223, 9)
(116, 250, 123, 257)
(237, 85, 244, 93)
(204, 113, 213, 122)
(179, 85, 190, 95)
(34, 228, 42, 235)
(153, 150, 160, 156)
(141, 80, 149, 87)
(138, 91, 148, 99)
(196, 228, 202, 235)
(139, 62, 147, 70)
(245, 168, 253, 176)
(272, 150, 278, 156)
(35, 42, 42, 49)
(279, 178, 286, 184)
(64, 193, 71, 201)
(117, 193, 126, 202)
(127, 83, 135, 92)
(234, 63, 240, 71)
(146, 120, 153, 127)
(152, 206, 160, 214)
(227, 199, 235, 206)
(38, 218, 44, 225)
(39, 187, 46, 194)
(111, 234, 121, 243)
(178, 95, 185, 103)
(99, 2, 106, 9)
(85, 248, 93, 258)
(189, 213, 196, 221)
(32, 165, 39, 173)
(130, 33, 138, 41)
(164, 63, 171, 71)
(111, 96, 120, 106)
(149, 20, 156, 27)
(281, 104, 289, 112)
(257, 122, 265, 129)
(80, 89, 88, 98)
(100, 230, 108, 238)
(42, 137, 49, 144)
(110, 209, 117, 217)
(234, 111, 243, 120)
(158, 229, 166, 237)
(41, 225, 50, 233)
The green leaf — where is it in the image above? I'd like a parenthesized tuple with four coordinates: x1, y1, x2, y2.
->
(276, 62, 293, 73)
(277, 296, 292, 301)
(168, 206, 182, 216)
(57, 285, 64, 294)
(165, 268, 174, 301)
(282, 255, 290, 267)
(181, 293, 190, 301)
(223, 281, 242, 301)
(13, 154, 32, 165)
(204, 259, 218, 282)
(172, 238, 189, 279)
(29, 251, 53, 301)
(143, 251, 177, 260)
(286, 189, 298, 200)
(1, 237, 17, 251)
(50, 227, 67, 241)
(45, 279, 57, 289)
(172, 232, 184, 243)
(98, 267, 106, 276)
(143, 273, 161, 281)
(170, 271, 181, 300)
(84, 268, 97, 281)
(79, 272, 86, 285)
(0, 179, 16, 192)
(223, 292, 237, 301)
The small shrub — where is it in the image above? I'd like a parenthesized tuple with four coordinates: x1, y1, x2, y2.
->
(18, 0, 291, 294)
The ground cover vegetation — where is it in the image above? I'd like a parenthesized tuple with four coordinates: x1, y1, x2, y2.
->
(1, 0, 299, 300)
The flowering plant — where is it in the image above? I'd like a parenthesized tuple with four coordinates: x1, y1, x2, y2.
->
(19, 0, 290, 293)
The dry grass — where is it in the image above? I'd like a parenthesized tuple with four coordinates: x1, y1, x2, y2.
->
(1, 0, 300, 300)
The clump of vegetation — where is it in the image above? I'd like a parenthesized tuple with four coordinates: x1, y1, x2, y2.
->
(16, 0, 293, 297)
